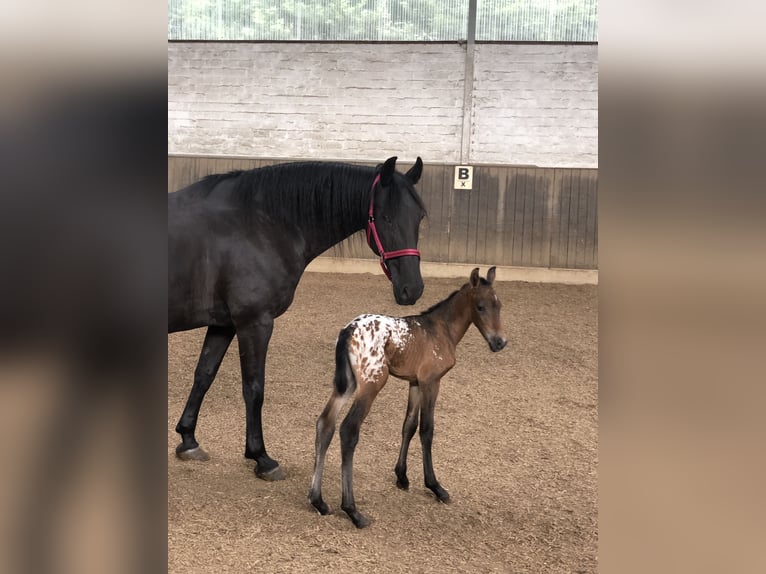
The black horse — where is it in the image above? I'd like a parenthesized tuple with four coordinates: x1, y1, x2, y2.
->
(169, 156, 426, 480)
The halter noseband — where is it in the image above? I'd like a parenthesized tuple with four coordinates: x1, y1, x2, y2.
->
(365, 173, 421, 281)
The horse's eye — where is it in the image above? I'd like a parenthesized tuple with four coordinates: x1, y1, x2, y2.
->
(382, 215, 392, 224)
(476, 303, 485, 312)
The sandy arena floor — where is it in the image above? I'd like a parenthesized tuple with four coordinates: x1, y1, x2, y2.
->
(168, 272, 597, 573)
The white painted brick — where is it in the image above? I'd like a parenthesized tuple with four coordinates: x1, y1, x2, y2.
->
(470, 44, 598, 167)
(168, 42, 597, 167)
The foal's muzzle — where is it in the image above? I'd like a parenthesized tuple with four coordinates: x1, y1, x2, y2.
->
(488, 336, 507, 352)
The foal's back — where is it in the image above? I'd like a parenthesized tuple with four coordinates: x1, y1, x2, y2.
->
(344, 312, 454, 386)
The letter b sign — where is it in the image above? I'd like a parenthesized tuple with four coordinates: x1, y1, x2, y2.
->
(454, 165, 473, 190)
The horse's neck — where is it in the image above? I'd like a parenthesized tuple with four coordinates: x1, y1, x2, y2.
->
(298, 181, 369, 263)
(431, 289, 473, 347)
(224, 164, 372, 264)
(302, 215, 366, 262)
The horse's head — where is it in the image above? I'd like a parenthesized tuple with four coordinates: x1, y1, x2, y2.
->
(369, 156, 426, 305)
(468, 266, 507, 352)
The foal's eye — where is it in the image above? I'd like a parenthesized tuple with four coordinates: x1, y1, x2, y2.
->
(476, 303, 486, 312)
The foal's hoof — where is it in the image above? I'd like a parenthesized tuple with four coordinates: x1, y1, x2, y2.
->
(175, 446, 210, 461)
(353, 515, 371, 529)
(434, 489, 451, 504)
(344, 509, 371, 529)
(255, 465, 287, 481)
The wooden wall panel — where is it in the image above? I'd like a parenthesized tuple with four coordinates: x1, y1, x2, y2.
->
(168, 156, 598, 269)
(583, 171, 598, 269)
(416, 164, 451, 264)
(447, 181, 471, 264)
(473, 168, 492, 267)
(551, 169, 572, 268)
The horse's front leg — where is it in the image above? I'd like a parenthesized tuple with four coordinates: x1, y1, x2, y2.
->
(394, 382, 421, 489)
(175, 325, 236, 461)
(419, 378, 450, 503)
(237, 319, 285, 481)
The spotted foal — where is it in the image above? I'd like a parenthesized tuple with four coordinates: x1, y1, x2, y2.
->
(309, 267, 507, 528)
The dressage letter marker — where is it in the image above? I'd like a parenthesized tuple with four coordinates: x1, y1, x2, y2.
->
(454, 165, 473, 190)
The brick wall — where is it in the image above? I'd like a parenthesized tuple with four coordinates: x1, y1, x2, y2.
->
(168, 42, 597, 168)
(471, 44, 598, 167)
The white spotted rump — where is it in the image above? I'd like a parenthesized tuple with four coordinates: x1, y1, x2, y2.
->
(345, 314, 412, 383)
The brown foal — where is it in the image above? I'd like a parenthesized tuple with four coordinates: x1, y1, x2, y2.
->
(309, 267, 507, 528)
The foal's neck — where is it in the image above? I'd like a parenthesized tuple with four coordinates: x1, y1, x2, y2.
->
(431, 287, 473, 347)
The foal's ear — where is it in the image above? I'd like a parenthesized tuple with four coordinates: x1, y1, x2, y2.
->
(380, 156, 398, 185)
(486, 266, 497, 284)
(470, 267, 480, 287)
(405, 157, 423, 185)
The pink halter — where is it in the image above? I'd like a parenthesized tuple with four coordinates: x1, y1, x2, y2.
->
(365, 173, 421, 281)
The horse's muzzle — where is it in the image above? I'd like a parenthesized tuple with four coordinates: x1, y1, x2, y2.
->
(489, 336, 507, 352)
(394, 282, 424, 306)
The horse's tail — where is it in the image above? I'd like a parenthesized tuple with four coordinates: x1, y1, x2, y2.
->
(333, 326, 356, 397)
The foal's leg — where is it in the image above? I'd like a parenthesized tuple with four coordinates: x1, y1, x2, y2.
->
(175, 325, 236, 460)
(394, 382, 421, 489)
(340, 382, 383, 528)
(237, 320, 285, 481)
(309, 389, 350, 515)
(419, 379, 450, 503)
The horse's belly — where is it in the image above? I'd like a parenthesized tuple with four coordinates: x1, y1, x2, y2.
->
(388, 362, 419, 383)
(168, 299, 232, 333)
(167, 242, 232, 332)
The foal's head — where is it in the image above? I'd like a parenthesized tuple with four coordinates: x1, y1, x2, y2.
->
(468, 267, 507, 352)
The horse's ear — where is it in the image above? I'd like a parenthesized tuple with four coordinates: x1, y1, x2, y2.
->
(470, 267, 480, 287)
(405, 157, 423, 184)
(486, 266, 496, 284)
(380, 156, 398, 185)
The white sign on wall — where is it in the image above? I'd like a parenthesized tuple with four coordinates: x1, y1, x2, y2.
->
(454, 165, 473, 190)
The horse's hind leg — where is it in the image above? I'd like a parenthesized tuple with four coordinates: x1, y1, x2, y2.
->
(394, 382, 421, 489)
(175, 325, 235, 461)
(309, 390, 349, 515)
(419, 379, 450, 503)
(340, 383, 382, 528)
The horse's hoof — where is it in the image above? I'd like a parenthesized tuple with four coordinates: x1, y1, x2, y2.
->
(255, 465, 287, 481)
(396, 477, 410, 490)
(310, 499, 333, 516)
(176, 446, 210, 461)
(428, 484, 451, 503)
(343, 507, 371, 529)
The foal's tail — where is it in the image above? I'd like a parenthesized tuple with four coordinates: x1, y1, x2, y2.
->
(333, 326, 357, 397)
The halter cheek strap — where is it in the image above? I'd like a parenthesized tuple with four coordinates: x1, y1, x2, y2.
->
(366, 173, 421, 281)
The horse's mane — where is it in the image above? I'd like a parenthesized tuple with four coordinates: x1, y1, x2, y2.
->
(200, 162, 425, 238)
(199, 170, 243, 190)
